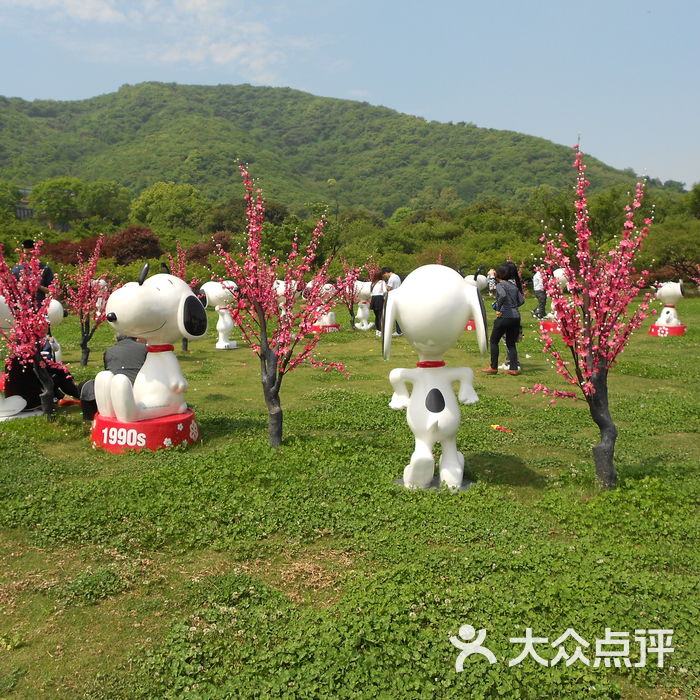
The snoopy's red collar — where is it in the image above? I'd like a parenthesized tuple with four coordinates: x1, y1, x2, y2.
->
(416, 361, 445, 368)
(147, 344, 175, 353)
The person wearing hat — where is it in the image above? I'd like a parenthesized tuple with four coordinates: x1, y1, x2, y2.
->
(11, 239, 54, 304)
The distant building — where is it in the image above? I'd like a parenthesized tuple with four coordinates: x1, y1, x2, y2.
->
(15, 186, 34, 220)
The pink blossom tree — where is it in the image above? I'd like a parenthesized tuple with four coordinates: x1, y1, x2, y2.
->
(0, 242, 62, 419)
(334, 258, 364, 329)
(537, 147, 654, 488)
(217, 167, 357, 447)
(165, 241, 201, 351)
(61, 234, 113, 366)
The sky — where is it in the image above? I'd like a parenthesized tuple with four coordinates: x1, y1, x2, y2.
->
(0, 0, 698, 188)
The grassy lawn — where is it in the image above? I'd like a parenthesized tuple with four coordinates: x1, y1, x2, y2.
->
(1, 297, 698, 699)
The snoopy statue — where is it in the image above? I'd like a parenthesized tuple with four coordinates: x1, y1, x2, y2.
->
(308, 282, 340, 333)
(200, 280, 238, 349)
(649, 281, 687, 337)
(353, 280, 374, 330)
(383, 264, 487, 491)
(463, 271, 488, 331)
(92, 264, 208, 452)
(540, 267, 568, 334)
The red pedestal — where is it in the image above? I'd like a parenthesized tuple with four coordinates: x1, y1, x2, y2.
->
(309, 323, 340, 333)
(91, 409, 199, 453)
(648, 324, 687, 337)
(465, 319, 476, 331)
(540, 320, 562, 334)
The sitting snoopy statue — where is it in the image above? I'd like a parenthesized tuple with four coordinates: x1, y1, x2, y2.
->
(95, 264, 208, 422)
(383, 264, 487, 491)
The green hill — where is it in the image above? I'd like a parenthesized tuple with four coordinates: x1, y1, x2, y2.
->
(0, 81, 643, 215)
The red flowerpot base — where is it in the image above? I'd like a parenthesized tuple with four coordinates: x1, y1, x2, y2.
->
(540, 320, 562, 334)
(309, 324, 340, 333)
(91, 409, 200, 453)
(648, 324, 686, 337)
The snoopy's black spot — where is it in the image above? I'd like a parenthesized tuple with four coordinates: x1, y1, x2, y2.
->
(425, 388, 445, 413)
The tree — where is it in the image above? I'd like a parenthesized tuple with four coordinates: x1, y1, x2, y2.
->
(77, 180, 131, 223)
(0, 242, 61, 419)
(334, 258, 364, 329)
(0, 180, 20, 224)
(103, 226, 163, 265)
(536, 147, 654, 488)
(687, 183, 700, 219)
(129, 182, 211, 230)
(217, 167, 357, 447)
(61, 235, 113, 366)
(30, 177, 85, 229)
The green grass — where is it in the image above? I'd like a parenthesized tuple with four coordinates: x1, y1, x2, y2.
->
(1, 299, 699, 699)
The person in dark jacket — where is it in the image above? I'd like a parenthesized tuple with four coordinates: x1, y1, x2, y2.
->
(482, 264, 525, 375)
(80, 335, 147, 419)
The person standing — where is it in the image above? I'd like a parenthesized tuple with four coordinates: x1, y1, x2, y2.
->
(370, 271, 387, 337)
(382, 266, 402, 336)
(482, 264, 525, 376)
(531, 269, 547, 319)
(12, 239, 54, 306)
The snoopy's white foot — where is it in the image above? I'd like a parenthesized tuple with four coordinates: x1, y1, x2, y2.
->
(439, 450, 465, 492)
(404, 453, 435, 489)
(94, 370, 115, 417)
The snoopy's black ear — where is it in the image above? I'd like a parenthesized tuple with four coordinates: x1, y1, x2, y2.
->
(179, 294, 208, 339)
(138, 263, 150, 286)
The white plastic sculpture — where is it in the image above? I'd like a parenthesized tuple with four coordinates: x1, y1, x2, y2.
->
(47, 298, 64, 362)
(544, 267, 568, 320)
(464, 273, 489, 291)
(649, 281, 687, 337)
(383, 264, 487, 491)
(654, 281, 684, 326)
(95, 266, 208, 422)
(308, 282, 339, 332)
(200, 280, 238, 349)
(353, 280, 374, 330)
(272, 279, 302, 316)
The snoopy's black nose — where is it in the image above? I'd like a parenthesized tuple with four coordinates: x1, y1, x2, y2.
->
(106, 312, 117, 322)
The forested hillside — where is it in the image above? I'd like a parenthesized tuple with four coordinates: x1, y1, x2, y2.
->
(0, 81, 654, 215)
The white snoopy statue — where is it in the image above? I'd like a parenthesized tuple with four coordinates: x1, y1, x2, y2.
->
(383, 264, 487, 491)
(649, 281, 687, 336)
(95, 264, 208, 423)
(200, 280, 238, 349)
(353, 280, 374, 330)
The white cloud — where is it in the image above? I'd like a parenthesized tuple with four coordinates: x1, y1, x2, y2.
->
(0, 0, 125, 22)
(0, 0, 297, 83)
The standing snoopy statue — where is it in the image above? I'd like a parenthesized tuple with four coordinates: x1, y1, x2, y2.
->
(383, 264, 487, 491)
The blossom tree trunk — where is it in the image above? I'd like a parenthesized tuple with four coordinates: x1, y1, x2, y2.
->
(586, 369, 617, 488)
